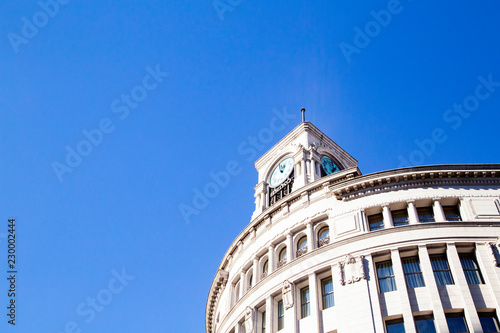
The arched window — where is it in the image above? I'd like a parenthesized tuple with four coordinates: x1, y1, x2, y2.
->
(297, 236, 308, 257)
(248, 274, 253, 288)
(318, 227, 330, 247)
(278, 248, 287, 268)
(262, 260, 269, 278)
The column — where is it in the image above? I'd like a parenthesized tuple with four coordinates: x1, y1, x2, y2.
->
(433, 199, 446, 222)
(265, 296, 273, 333)
(234, 321, 241, 333)
(253, 257, 258, 286)
(310, 159, 317, 182)
(360, 209, 369, 233)
(240, 272, 245, 296)
(408, 201, 419, 224)
(286, 232, 294, 262)
(476, 243, 500, 311)
(268, 244, 275, 274)
(364, 255, 386, 332)
(391, 249, 416, 333)
(306, 221, 315, 252)
(383, 205, 394, 228)
(301, 160, 307, 185)
(446, 243, 483, 332)
(308, 273, 320, 333)
(418, 245, 447, 332)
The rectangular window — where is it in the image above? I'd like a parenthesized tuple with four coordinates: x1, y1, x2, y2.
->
(446, 313, 469, 333)
(376, 260, 397, 293)
(479, 312, 500, 332)
(321, 277, 334, 309)
(392, 209, 409, 227)
(417, 207, 435, 223)
(459, 253, 484, 284)
(300, 286, 310, 318)
(402, 256, 425, 288)
(444, 205, 462, 221)
(430, 254, 454, 285)
(277, 300, 284, 330)
(386, 318, 405, 333)
(415, 315, 437, 333)
(261, 311, 266, 333)
(368, 213, 384, 231)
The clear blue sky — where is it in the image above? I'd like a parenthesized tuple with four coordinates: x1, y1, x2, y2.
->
(1, 1, 499, 332)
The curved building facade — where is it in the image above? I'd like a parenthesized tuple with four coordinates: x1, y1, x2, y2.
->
(206, 121, 500, 333)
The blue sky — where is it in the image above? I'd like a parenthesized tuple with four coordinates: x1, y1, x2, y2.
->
(1, 1, 500, 332)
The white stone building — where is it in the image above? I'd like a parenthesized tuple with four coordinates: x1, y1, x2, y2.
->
(205, 120, 500, 333)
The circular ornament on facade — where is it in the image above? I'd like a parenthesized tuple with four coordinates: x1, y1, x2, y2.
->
(321, 156, 341, 175)
(269, 157, 294, 187)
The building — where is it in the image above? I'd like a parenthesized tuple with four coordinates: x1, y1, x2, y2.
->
(205, 118, 500, 333)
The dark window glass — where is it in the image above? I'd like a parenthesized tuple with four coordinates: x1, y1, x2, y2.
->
(459, 253, 484, 284)
(417, 207, 435, 223)
(369, 213, 384, 231)
(377, 260, 396, 293)
(300, 287, 310, 318)
(262, 311, 266, 333)
(262, 260, 268, 274)
(321, 277, 334, 309)
(249, 275, 253, 288)
(392, 209, 409, 227)
(446, 313, 468, 333)
(479, 313, 500, 332)
(444, 206, 462, 221)
(386, 319, 405, 333)
(415, 316, 437, 333)
(402, 257, 425, 288)
(430, 254, 454, 285)
(277, 300, 284, 330)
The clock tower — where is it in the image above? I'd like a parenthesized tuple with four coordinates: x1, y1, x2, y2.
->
(252, 119, 360, 220)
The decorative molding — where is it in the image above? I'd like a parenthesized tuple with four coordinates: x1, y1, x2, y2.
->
(318, 236, 330, 247)
(489, 237, 500, 266)
(282, 280, 294, 309)
(244, 306, 254, 333)
(339, 254, 365, 285)
(296, 246, 308, 258)
(332, 171, 500, 202)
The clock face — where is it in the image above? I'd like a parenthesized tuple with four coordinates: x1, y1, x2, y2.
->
(269, 157, 294, 187)
(321, 156, 340, 175)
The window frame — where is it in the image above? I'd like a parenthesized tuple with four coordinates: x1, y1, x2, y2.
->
(478, 312, 500, 333)
(443, 205, 462, 222)
(368, 213, 384, 231)
(376, 260, 397, 293)
(415, 314, 437, 333)
(430, 254, 454, 285)
(446, 312, 469, 333)
(277, 300, 284, 330)
(417, 207, 435, 223)
(321, 277, 334, 309)
(459, 253, 484, 285)
(392, 209, 410, 227)
(300, 286, 310, 319)
(402, 256, 425, 289)
(386, 318, 405, 333)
